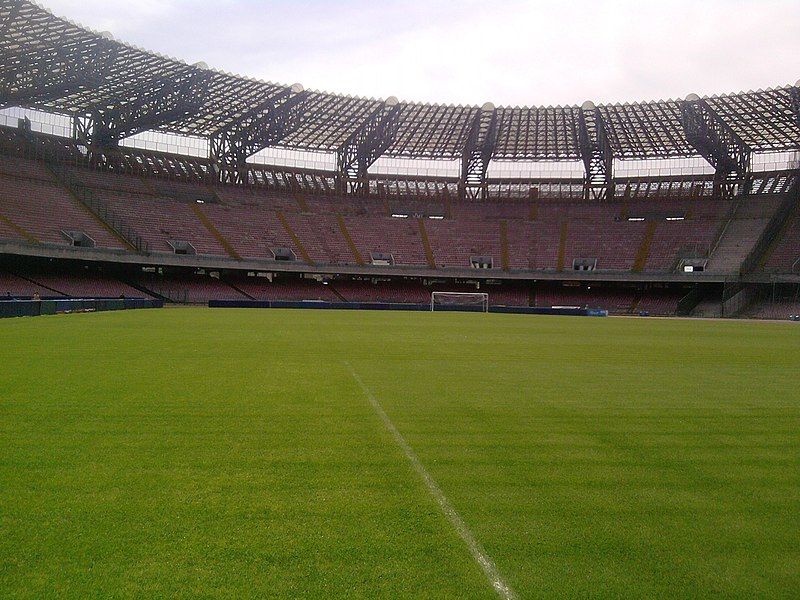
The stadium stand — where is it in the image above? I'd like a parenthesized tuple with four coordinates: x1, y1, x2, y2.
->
(3, 155, 791, 278)
(0, 167, 127, 249)
(763, 203, 800, 273)
(136, 274, 247, 304)
(0, 0, 798, 318)
(229, 277, 340, 302)
(29, 272, 143, 298)
(0, 270, 61, 298)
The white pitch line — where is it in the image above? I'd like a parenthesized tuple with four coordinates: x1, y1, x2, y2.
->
(347, 363, 517, 600)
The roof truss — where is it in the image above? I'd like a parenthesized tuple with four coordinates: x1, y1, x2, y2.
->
(336, 98, 402, 195)
(1, 1, 799, 166)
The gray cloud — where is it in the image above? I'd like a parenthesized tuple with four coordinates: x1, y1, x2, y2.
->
(41, 0, 800, 106)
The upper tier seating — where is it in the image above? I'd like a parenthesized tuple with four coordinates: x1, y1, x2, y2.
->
(0, 155, 793, 275)
(764, 202, 800, 273)
(101, 193, 228, 256)
(0, 172, 126, 249)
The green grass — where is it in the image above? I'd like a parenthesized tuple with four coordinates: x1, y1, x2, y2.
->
(0, 308, 798, 598)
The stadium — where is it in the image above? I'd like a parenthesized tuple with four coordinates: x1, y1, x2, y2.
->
(0, 0, 798, 597)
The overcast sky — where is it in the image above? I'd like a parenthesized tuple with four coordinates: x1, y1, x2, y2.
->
(40, 0, 800, 107)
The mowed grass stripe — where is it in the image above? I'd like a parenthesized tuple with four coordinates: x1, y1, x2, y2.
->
(347, 313, 800, 598)
(0, 309, 493, 598)
(348, 363, 517, 600)
(0, 308, 798, 598)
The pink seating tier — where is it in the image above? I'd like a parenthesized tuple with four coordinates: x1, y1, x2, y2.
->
(231, 278, 339, 302)
(138, 274, 247, 303)
(29, 273, 145, 298)
(0, 271, 63, 297)
(103, 193, 226, 255)
(747, 300, 800, 320)
(0, 157, 792, 276)
(764, 208, 800, 272)
(562, 220, 646, 271)
(645, 220, 718, 271)
(534, 285, 638, 313)
(635, 289, 685, 315)
(199, 200, 296, 260)
(0, 174, 126, 249)
(344, 216, 429, 266)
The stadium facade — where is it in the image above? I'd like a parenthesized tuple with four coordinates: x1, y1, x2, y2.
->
(1, 0, 799, 318)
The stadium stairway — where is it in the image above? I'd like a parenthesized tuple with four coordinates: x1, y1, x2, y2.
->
(276, 211, 314, 265)
(499, 220, 510, 271)
(752, 186, 800, 272)
(632, 222, 657, 272)
(417, 218, 436, 269)
(45, 164, 140, 252)
(706, 196, 780, 274)
(127, 280, 171, 302)
(336, 215, 365, 265)
(556, 221, 568, 271)
(0, 211, 40, 244)
(761, 208, 800, 270)
(14, 131, 142, 252)
(327, 284, 348, 302)
(223, 279, 256, 300)
(191, 203, 242, 260)
(8, 270, 68, 296)
(294, 193, 311, 213)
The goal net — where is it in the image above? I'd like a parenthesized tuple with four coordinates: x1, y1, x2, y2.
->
(430, 291, 489, 312)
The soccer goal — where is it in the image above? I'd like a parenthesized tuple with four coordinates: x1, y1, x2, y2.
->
(430, 291, 489, 312)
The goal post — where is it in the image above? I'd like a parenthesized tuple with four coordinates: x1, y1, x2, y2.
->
(430, 291, 489, 312)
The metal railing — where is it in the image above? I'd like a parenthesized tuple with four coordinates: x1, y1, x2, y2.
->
(47, 163, 149, 254)
(740, 180, 800, 273)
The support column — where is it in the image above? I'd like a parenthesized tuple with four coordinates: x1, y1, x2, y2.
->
(210, 83, 308, 184)
(73, 62, 211, 167)
(790, 80, 800, 129)
(458, 102, 498, 201)
(578, 101, 614, 201)
(681, 93, 751, 198)
(335, 97, 402, 196)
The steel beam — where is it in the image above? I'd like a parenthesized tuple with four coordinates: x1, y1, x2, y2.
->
(790, 81, 800, 129)
(74, 65, 211, 150)
(0, 0, 23, 42)
(681, 93, 752, 198)
(335, 97, 402, 195)
(458, 102, 498, 200)
(0, 40, 118, 108)
(210, 83, 308, 184)
(578, 101, 614, 201)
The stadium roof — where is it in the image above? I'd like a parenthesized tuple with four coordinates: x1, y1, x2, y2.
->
(1, 0, 799, 162)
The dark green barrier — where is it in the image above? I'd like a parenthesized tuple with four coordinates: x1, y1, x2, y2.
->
(40, 300, 57, 315)
(0, 298, 163, 319)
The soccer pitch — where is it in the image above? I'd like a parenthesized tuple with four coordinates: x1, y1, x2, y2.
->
(1, 309, 798, 598)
